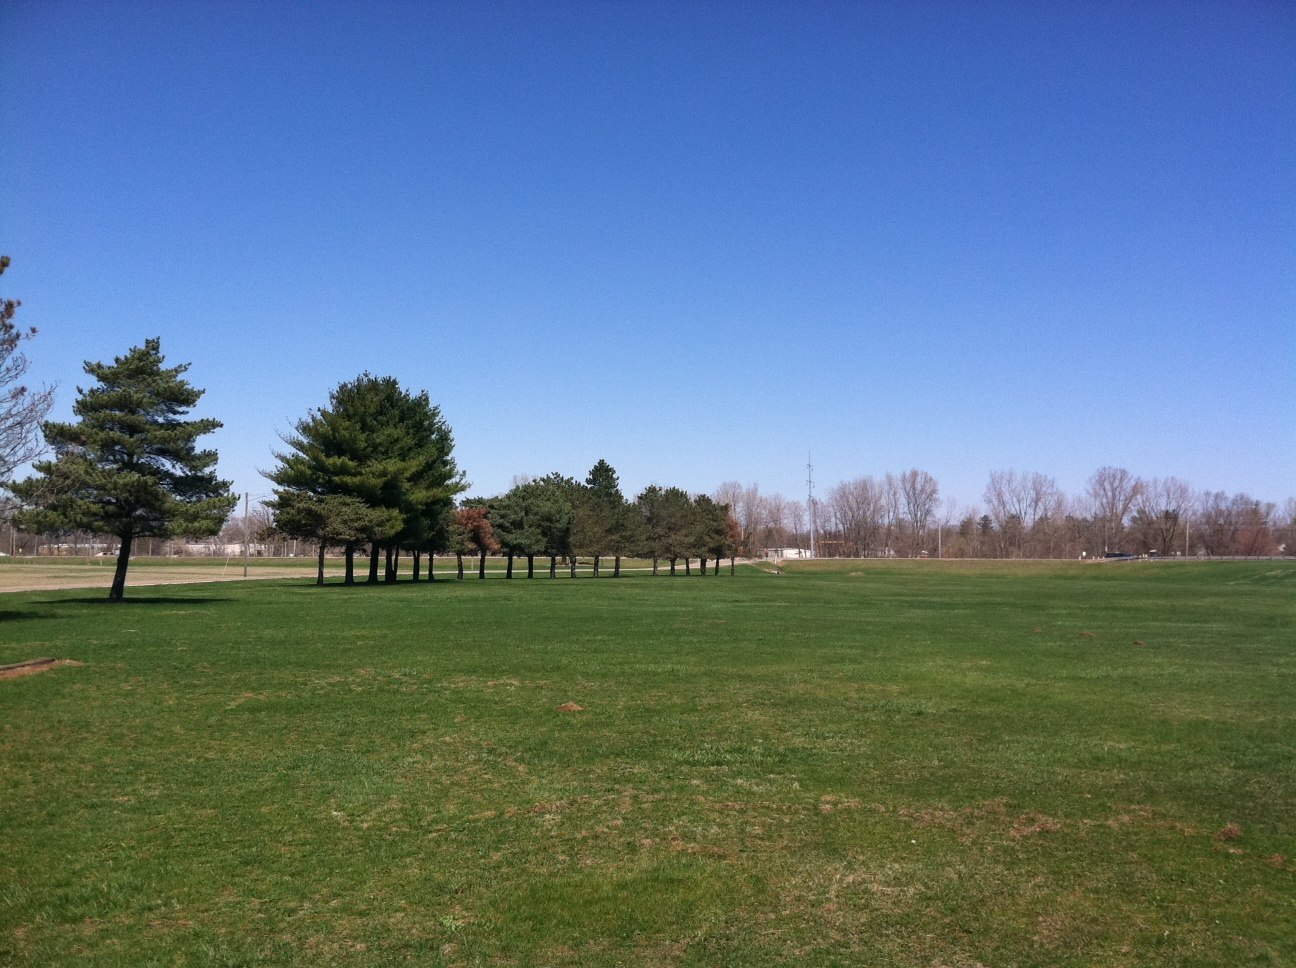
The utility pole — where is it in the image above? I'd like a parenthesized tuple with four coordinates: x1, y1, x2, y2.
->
(242, 492, 250, 578)
(807, 452, 816, 558)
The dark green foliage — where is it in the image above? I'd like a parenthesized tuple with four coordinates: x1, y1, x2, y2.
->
(572, 459, 633, 574)
(266, 492, 400, 585)
(9, 338, 234, 601)
(489, 477, 573, 577)
(267, 374, 465, 582)
(690, 493, 732, 567)
(635, 485, 696, 573)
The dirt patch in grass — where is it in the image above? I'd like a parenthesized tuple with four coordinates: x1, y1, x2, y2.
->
(0, 657, 83, 680)
(0, 562, 312, 593)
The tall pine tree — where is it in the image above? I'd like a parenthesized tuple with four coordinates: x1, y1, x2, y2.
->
(10, 338, 235, 601)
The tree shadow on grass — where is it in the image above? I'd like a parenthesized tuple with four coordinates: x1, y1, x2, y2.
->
(0, 608, 56, 623)
(34, 594, 237, 607)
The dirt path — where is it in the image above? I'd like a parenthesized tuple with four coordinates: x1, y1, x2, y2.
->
(0, 563, 313, 594)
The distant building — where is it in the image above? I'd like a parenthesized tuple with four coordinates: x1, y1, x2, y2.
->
(182, 542, 268, 557)
(762, 547, 813, 560)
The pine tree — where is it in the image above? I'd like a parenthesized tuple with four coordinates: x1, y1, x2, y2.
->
(573, 458, 628, 577)
(268, 374, 465, 584)
(10, 338, 235, 601)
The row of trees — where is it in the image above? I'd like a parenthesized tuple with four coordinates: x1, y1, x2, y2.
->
(724, 467, 1296, 560)
(447, 468, 738, 582)
(263, 374, 741, 585)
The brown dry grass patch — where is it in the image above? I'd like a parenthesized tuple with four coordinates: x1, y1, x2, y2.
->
(0, 658, 83, 681)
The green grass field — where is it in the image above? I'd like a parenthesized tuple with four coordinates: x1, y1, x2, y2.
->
(2, 561, 1293, 966)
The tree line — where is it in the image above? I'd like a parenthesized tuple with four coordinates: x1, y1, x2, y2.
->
(265, 373, 739, 584)
(0, 336, 740, 597)
(722, 467, 1296, 560)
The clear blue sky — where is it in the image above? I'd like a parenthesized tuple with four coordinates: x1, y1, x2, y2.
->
(3, 1, 1293, 513)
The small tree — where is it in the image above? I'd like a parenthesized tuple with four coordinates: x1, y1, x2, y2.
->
(10, 339, 235, 601)
(455, 503, 498, 579)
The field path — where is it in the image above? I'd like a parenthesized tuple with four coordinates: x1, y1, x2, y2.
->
(0, 562, 313, 594)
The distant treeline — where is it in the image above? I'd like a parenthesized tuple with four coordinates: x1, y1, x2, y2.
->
(721, 468, 1294, 559)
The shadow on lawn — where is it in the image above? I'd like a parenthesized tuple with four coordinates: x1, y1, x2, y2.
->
(37, 594, 237, 607)
(0, 608, 56, 623)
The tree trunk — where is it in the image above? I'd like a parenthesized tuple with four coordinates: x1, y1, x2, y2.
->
(684, 557, 692, 576)
(592, 555, 600, 578)
(368, 542, 380, 583)
(700, 556, 708, 575)
(479, 549, 487, 579)
(316, 542, 326, 586)
(613, 555, 621, 578)
(527, 554, 535, 578)
(456, 552, 464, 580)
(730, 556, 735, 575)
(506, 553, 514, 579)
(345, 545, 355, 584)
(427, 552, 435, 581)
(569, 555, 577, 578)
(412, 550, 422, 583)
(714, 557, 721, 576)
(669, 557, 677, 576)
(652, 555, 659, 576)
(109, 532, 133, 602)
(385, 546, 398, 583)
(549, 555, 557, 579)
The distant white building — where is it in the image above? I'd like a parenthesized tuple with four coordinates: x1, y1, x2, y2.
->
(762, 547, 813, 560)
(183, 542, 268, 557)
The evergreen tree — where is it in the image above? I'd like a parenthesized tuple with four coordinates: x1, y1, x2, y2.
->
(635, 485, 670, 576)
(267, 374, 464, 583)
(691, 494, 730, 575)
(534, 473, 577, 577)
(573, 458, 628, 577)
(657, 486, 696, 575)
(490, 478, 570, 578)
(10, 338, 235, 601)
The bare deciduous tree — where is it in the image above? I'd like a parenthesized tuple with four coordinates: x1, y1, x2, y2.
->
(1130, 477, 1192, 554)
(983, 470, 1060, 557)
(1, 256, 55, 480)
(1086, 466, 1143, 553)
(899, 468, 939, 556)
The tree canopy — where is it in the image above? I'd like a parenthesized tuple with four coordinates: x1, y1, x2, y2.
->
(267, 374, 465, 582)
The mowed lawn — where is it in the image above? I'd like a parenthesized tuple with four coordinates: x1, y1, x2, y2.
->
(1, 561, 1293, 966)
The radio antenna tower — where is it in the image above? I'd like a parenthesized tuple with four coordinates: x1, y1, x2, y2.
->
(807, 452, 816, 558)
